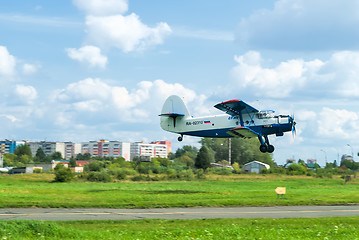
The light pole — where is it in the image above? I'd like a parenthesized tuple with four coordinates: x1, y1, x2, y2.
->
(228, 138, 232, 165)
(320, 149, 327, 166)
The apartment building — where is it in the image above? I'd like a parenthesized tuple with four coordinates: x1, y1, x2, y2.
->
(81, 140, 131, 161)
(130, 142, 168, 160)
(26, 141, 81, 160)
(0, 140, 16, 154)
(151, 141, 172, 153)
(2, 138, 170, 161)
(64, 142, 82, 160)
(28, 141, 66, 158)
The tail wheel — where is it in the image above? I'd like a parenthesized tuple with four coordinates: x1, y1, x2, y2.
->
(178, 136, 183, 142)
(267, 145, 275, 153)
(259, 144, 268, 153)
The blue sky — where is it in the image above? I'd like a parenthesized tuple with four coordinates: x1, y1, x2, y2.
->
(1, 0, 359, 165)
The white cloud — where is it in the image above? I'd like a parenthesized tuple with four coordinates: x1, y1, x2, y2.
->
(66, 45, 108, 69)
(22, 63, 38, 75)
(53, 78, 200, 125)
(73, 0, 128, 16)
(229, 50, 359, 99)
(85, 14, 172, 52)
(321, 51, 359, 97)
(0, 114, 18, 122)
(55, 78, 112, 103)
(0, 46, 16, 76)
(73, 0, 172, 53)
(237, 0, 359, 50)
(317, 107, 359, 139)
(14, 84, 37, 104)
(230, 51, 323, 98)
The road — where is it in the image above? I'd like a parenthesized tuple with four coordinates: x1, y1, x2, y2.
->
(1, 205, 359, 221)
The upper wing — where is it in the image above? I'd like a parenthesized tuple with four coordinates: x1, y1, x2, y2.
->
(214, 99, 258, 116)
(227, 126, 259, 138)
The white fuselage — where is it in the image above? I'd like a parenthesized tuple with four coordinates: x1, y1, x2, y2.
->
(160, 113, 290, 138)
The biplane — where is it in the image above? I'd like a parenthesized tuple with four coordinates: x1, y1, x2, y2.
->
(160, 95, 295, 153)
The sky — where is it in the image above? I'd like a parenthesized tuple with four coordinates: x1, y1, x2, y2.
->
(1, 0, 359, 165)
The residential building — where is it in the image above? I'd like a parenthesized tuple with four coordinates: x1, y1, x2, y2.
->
(0, 140, 16, 154)
(307, 159, 317, 164)
(27, 141, 80, 160)
(27, 141, 65, 158)
(286, 159, 296, 164)
(51, 160, 69, 169)
(64, 142, 81, 160)
(151, 141, 172, 153)
(130, 142, 169, 160)
(81, 140, 131, 160)
(242, 161, 270, 173)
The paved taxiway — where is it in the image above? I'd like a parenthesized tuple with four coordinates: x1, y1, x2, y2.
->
(1, 205, 359, 221)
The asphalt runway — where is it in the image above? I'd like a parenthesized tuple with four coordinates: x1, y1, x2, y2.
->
(1, 205, 359, 221)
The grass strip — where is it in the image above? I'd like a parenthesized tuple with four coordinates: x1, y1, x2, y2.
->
(0, 174, 358, 208)
(0, 217, 358, 239)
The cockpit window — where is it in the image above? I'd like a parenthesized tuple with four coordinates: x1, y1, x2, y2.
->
(256, 110, 275, 119)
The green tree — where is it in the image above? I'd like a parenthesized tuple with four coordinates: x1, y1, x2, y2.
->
(340, 159, 359, 171)
(200, 137, 275, 166)
(69, 157, 77, 167)
(167, 152, 175, 160)
(175, 145, 198, 159)
(298, 159, 306, 165)
(50, 151, 63, 160)
(35, 147, 46, 162)
(54, 164, 75, 182)
(83, 153, 91, 160)
(232, 162, 240, 171)
(195, 146, 213, 170)
(14, 144, 32, 157)
(84, 161, 102, 172)
(174, 155, 195, 168)
(75, 153, 91, 160)
(287, 163, 307, 175)
(18, 155, 32, 164)
(3, 153, 17, 166)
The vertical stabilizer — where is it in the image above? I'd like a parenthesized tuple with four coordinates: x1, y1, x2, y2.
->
(160, 95, 190, 117)
(160, 95, 190, 131)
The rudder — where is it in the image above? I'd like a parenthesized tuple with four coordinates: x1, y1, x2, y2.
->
(160, 95, 190, 131)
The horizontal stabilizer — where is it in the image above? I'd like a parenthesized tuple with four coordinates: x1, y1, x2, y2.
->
(227, 126, 259, 138)
(159, 113, 185, 117)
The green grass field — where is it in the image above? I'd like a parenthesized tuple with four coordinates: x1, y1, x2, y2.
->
(1, 217, 359, 239)
(0, 174, 358, 208)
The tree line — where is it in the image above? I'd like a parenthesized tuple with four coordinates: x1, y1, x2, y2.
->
(2, 139, 358, 183)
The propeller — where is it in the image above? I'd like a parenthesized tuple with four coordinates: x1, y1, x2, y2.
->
(290, 114, 296, 137)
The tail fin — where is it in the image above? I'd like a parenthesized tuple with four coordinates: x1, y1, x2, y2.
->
(160, 95, 190, 131)
(160, 95, 190, 117)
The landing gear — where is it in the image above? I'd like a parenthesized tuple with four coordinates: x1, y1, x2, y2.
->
(260, 144, 268, 153)
(258, 135, 275, 153)
(267, 144, 275, 153)
(178, 135, 183, 142)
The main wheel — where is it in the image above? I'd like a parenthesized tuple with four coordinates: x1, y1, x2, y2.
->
(178, 136, 183, 142)
(267, 145, 275, 153)
(259, 144, 268, 153)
